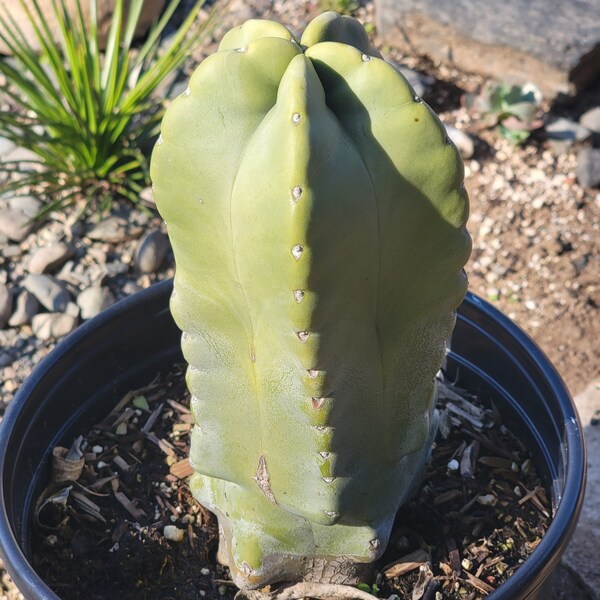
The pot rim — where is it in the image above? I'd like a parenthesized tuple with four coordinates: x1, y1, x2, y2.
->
(0, 281, 586, 600)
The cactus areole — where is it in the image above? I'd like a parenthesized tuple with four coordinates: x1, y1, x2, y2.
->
(151, 11, 471, 591)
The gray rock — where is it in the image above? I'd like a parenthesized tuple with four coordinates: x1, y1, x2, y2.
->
(576, 148, 600, 188)
(8, 290, 39, 327)
(87, 216, 131, 243)
(135, 230, 170, 273)
(167, 80, 189, 100)
(65, 301, 81, 318)
(8, 195, 42, 219)
(139, 187, 155, 207)
(392, 62, 433, 98)
(22, 274, 71, 312)
(0, 195, 42, 242)
(2, 244, 23, 258)
(68, 221, 85, 238)
(0, 136, 15, 157)
(580, 106, 600, 133)
(31, 312, 78, 341)
(103, 261, 130, 278)
(77, 286, 116, 320)
(0, 284, 12, 328)
(376, 0, 600, 96)
(123, 281, 143, 295)
(28, 242, 74, 274)
(1, 147, 43, 171)
(0, 208, 34, 242)
(580, 106, 600, 145)
(0, 352, 13, 368)
(445, 124, 475, 159)
(545, 118, 590, 143)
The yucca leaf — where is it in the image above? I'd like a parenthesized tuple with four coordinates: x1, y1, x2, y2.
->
(0, 13, 67, 122)
(20, 0, 88, 126)
(0, 0, 218, 215)
(134, 0, 182, 66)
(100, 0, 123, 107)
(122, 0, 207, 111)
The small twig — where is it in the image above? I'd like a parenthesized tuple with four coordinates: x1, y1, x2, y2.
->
(383, 549, 429, 577)
(142, 403, 164, 434)
(167, 398, 191, 414)
(234, 582, 380, 600)
(114, 491, 147, 521)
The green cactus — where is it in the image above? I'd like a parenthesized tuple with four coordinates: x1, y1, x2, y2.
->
(150, 12, 471, 590)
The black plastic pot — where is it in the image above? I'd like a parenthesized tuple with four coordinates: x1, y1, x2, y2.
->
(0, 280, 586, 600)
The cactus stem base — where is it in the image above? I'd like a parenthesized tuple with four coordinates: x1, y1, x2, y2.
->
(234, 581, 379, 600)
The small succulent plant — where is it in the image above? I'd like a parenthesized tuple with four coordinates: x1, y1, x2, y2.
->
(151, 11, 471, 591)
(463, 82, 543, 144)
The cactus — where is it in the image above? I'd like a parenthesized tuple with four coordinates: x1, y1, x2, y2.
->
(150, 12, 471, 590)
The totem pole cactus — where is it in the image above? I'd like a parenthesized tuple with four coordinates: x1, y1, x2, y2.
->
(150, 11, 471, 591)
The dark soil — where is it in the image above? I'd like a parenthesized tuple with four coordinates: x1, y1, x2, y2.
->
(31, 367, 550, 600)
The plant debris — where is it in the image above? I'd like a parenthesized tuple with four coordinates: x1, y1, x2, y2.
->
(32, 368, 550, 600)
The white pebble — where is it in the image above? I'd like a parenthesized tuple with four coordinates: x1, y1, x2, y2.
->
(477, 494, 497, 506)
(92, 445, 103, 454)
(447, 459, 459, 471)
(163, 525, 185, 542)
(201, 567, 210, 576)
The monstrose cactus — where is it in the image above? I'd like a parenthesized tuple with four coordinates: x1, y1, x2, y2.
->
(150, 12, 471, 590)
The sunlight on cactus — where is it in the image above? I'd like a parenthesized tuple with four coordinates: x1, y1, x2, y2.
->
(151, 11, 471, 590)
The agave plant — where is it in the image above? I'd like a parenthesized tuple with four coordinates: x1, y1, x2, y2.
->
(0, 0, 213, 216)
(152, 11, 471, 592)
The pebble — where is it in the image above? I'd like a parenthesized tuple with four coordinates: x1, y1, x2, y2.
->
(392, 62, 433, 98)
(1, 146, 42, 169)
(87, 217, 132, 243)
(579, 106, 600, 133)
(0, 284, 12, 328)
(163, 525, 184, 542)
(7, 291, 39, 327)
(0, 136, 16, 157)
(28, 242, 74, 274)
(0, 208, 34, 242)
(576, 148, 600, 188)
(9, 195, 42, 218)
(168, 80, 189, 100)
(545, 118, 590, 143)
(103, 261, 129, 278)
(31, 313, 78, 341)
(135, 230, 170, 273)
(445, 124, 475, 159)
(139, 186, 155, 207)
(77, 286, 116, 320)
(64, 302, 81, 319)
(0, 352, 13, 368)
(123, 281, 143, 295)
(22, 274, 71, 312)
